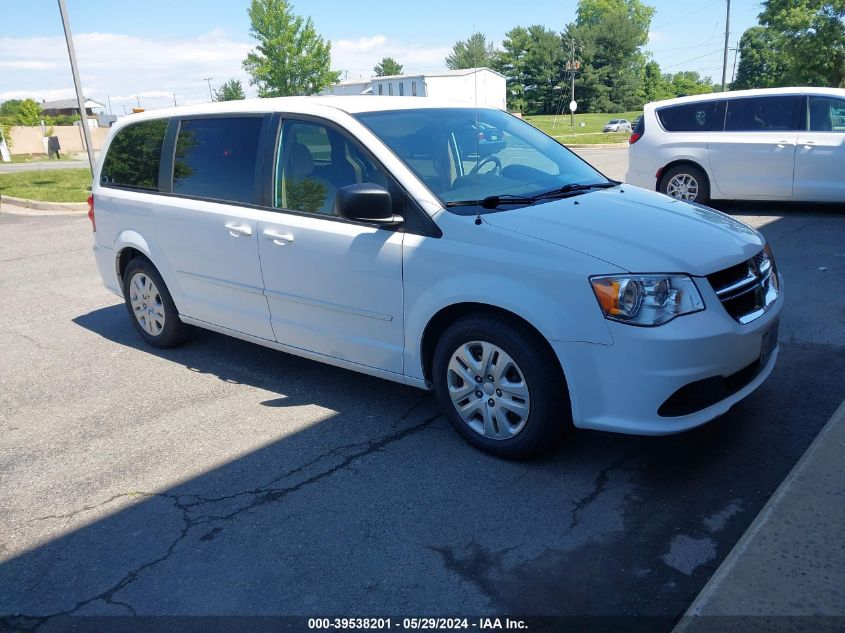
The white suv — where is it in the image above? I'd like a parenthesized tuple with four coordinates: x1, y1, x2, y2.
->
(627, 87, 845, 203)
(90, 97, 783, 458)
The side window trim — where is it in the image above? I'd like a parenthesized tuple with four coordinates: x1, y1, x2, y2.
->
(264, 112, 442, 237)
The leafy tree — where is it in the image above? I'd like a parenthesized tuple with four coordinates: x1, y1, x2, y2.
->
(214, 78, 246, 101)
(732, 26, 789, 90)
(17, 99, 42, 126)
(494, 27, 532, 112)
(666, 71, 713, 96)
(242, 0, 341, 96)
(373, 57, 403, 76)
(446, 32, 497, 70)
(576, 0, 655, 45)
(0, 99, 24, 118)
(568, 9, 650, 112)
(759, 0, 845, 87)
(641, 60, 673, 102)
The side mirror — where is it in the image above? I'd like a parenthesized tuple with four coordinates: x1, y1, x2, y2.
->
(336, 183, 402, 225)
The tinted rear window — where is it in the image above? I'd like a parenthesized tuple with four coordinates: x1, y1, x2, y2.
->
(100, 119, 168, 190)
(173, 117, 263, 204)
(725, 96, 799, 132)
(657, 101, 718, 132)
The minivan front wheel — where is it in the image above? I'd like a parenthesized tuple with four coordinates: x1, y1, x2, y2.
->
(660, 164, 710, 204)
(122, 257, 190, 349)
(432, 314, 567, 459)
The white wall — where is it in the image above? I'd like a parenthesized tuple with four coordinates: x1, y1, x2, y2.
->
(424, 70, 506, 110)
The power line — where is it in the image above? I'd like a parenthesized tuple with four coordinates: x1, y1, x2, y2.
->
(651, 0, 724, 30)
(661, 48, 726, 70)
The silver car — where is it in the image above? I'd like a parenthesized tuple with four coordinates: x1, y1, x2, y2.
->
(602, 118, 631, 132)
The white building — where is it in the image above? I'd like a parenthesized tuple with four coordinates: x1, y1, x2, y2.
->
(320, 68, 507, 110)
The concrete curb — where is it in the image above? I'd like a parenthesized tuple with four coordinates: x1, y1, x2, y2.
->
(674, 396, 845, 629)
(0, 195, 88, 211)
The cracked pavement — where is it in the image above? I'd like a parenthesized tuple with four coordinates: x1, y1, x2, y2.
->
(1, 190, 844, 627)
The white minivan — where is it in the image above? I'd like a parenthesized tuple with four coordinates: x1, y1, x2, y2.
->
(627, 87, 845, 203)
(90, 97, 783, 458)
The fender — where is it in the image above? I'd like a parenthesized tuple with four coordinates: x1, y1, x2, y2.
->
(403, 272, 614, 382)
(114, 229, 188, 314)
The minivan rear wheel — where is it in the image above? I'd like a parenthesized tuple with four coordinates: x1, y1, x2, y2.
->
(432, 314, 567, 459)
(122, 257, 190, 349)
(660, 164, 710, 204)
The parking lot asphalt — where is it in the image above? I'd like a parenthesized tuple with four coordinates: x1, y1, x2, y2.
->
(1, 160, 844, 627)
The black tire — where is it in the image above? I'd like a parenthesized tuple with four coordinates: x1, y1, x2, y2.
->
(122, 257, 191, 349)
(432, 313, 569, 459)
(659, 164, 710, 204)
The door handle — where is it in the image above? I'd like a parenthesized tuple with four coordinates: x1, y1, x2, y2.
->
(776, 140, 791, 146)
(224, 222, 253, 237)
(802, 140, 816, 147)
(262, 228, 294, 245)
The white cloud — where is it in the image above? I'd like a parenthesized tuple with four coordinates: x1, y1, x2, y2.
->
(0, 31, 255, 112)
(330, 34, 450, 80)
(0, 30, 452, 111)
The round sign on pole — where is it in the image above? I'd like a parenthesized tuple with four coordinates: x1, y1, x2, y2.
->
(569, 100, 578, 113)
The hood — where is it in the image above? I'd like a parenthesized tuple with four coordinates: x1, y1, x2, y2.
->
(481, 186, 763, 275)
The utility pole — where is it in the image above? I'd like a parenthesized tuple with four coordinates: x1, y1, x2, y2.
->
(721, 0, 731, 91)
(57, 0, 95, 174)
(730, 46, 739, 86)
(204, 77, 214, 102)
(565, 39, 580, 133)
(107, 95, 112, 114)
(173, 93, 177, 107)
(136, 95, 140, 108)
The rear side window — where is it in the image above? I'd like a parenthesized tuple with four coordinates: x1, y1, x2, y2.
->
(656, 101, 717, 132)
(173, 117, 263, 204)
(725, 96, 799, 132)
(807, 96, 845, 132)
(100, 119, 167, 190)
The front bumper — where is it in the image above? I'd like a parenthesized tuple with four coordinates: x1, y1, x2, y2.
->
(552, 275, 784, 435)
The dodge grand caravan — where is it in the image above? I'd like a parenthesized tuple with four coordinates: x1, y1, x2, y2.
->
(91, 97, 783, 458)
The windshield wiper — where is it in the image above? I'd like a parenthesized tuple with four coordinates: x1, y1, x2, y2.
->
(445, 181, 619, 210)
(446, 194, 536, 209)
(532, 181, 619, 200)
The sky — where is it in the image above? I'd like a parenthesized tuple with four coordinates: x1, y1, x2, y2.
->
(0, 0, 763, 115)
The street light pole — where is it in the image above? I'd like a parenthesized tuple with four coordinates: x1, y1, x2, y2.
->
(57, 0, 95, 174)
(204, 78, 214, 102)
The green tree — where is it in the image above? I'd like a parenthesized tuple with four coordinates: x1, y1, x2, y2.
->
(0, 99, 24, 118)
(214, 78, 246, 101)
(576, 0, 655, 44)
(446, 32, 497, 70)
(666, 71, 713, 96)
(242, 0, 340, 97)
(732, 26, 789, 90)
(373, 57, 403, 76)
(759, 0, 845, 87)
(641, 60, 673, 102)
(494, 27, 532, 112)
(17, 99, 42, 126)
(568, 8, 651, 112)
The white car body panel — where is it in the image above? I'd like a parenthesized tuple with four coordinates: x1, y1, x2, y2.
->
(92, 95, 784, 437)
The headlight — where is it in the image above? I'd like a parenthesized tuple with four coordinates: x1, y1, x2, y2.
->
(590, 274, 705, 326)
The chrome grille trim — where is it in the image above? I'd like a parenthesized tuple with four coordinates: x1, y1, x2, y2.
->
(708, 249, 778, 324)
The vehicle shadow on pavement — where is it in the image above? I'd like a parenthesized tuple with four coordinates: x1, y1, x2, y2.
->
(1, 304, 843, 627)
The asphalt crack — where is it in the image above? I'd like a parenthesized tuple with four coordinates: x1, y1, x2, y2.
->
(568, 451, 632, 530)
(5, 395, 440, 627)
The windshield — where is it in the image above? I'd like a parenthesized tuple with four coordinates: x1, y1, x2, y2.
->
(608, 119, 620, 124)
(353, 108, 608, 211)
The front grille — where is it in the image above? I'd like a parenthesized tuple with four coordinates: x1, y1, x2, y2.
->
(707, 249, 778, 324)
